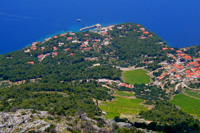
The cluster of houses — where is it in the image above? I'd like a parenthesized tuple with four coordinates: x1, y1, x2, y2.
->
(97, 79, 134, 89)
(154, 48, 200, 88)
(24, 24, 116, 64)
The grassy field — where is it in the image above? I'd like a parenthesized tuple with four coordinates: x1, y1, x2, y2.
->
(170, 94, 200, 119)
(185, 89, 200, 99)
(99, 92, 148, 119)
(115, 91, 135, 97)
(123, 69, 150, 84)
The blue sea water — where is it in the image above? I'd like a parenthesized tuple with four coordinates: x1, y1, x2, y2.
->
(0, 0, 200, 54)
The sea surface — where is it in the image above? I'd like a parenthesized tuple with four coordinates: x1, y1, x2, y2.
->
(0, 0, 200, 54)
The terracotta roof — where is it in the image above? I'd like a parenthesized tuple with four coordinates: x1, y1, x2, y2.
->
(148, 34, 153, 37)
(174, 64, 180, 69)
(27, 61, 34, 64)
(189, 62, 198, 65)
(185, 70, 191, 74)
(175, 75, 181, 78)
(176, 50, 182, 53)
(65, 48, 70, 51)
(162, 48, 168, 50)
(170, 69, 175, 72)
(68, 37, 73, 40)
(173, 56, 176, 59)
(53, 52, 58, 56)
(80, 44, 85, 47)
(195, 58, 200, 61)
(186, 74, 192, 78)
(143, 31, 149, 34)
(85, 34, 89, 36)
(84, 47, 92, 50)
(53, 46, 57, 50)
(38, 54, 44, 59)
(54, 36, 58, 39)
(182, 56, 191, 60)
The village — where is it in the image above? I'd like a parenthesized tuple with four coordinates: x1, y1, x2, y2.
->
(153, 48, 200, 91)
(2, 23, 199, 93)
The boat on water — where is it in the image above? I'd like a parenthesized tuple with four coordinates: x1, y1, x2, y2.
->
(76, 19, 81, 22)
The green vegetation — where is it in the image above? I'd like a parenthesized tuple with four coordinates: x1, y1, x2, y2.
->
(138, 101, 200, 132)
(0, 81, 112, 117)
(115, 91, 135, 97)
(99, 92, 148, 119)
(170, 93, 200, 118)
(189, 82, 200, 89)
(123, 69, 150, 84)
(185, 89, 200, 99)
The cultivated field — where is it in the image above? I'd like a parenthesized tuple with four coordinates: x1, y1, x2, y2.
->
(170, 93, 200, 119)
(185, 89, 200, 99)
(99, 91, 148, 119)
(123, 69, 150, 84)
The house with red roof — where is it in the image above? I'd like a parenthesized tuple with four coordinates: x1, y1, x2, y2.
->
(31, 46, 37, 51)
(189, 62, 198, 67)
(170, 69, 175, 72)
(195, 58, 200, 62)
(27, 61, 34, 64)
(177, 53, 185, 57)
(85, 34, 89, 36)
(175, 75, 181, 79)
(173, 64, 181, 70)
(38, 54, 45, 60)
(139, 28, 145, 31)
(53, 46, 57, 51)
(80, 44, 85, 48)
(65, 48, 70, 51)
(162, 48, 168, 50)
(53, 52, 58, 56)
(83, 47, 93, 51)
(182, 55, 191, 60)
(54, 36, 58, 39)
(143, 31, 149, 34)
(148, 34, 153, 37)
(194, 64, 200, 68)
(139, 36, 147, 39)
(67, 37, 73, 40)
(69, 53, 74, 56)
(176, 50, 182, 53)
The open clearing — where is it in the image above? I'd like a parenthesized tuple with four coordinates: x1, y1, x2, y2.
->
(170, 93, 200, 119)
(123, 69, 150, 84)
(99, 91, 148, 119)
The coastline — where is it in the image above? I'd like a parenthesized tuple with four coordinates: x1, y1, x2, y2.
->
(1, 22, 122, 55)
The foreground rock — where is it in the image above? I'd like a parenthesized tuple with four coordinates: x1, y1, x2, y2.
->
(0, 109, 142, 132)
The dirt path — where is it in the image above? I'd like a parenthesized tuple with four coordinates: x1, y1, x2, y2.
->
(182, 91, 200, 100)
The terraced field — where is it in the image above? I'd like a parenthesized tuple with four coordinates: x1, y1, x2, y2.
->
(99, 91, 148, 119)
(170, 93, 200, 119)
